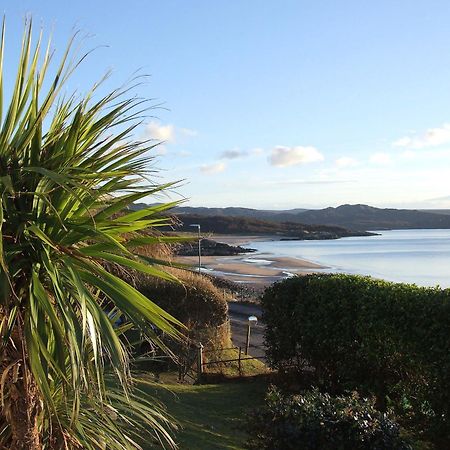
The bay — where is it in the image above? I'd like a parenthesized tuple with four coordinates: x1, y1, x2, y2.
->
(249, 229, 450, 288)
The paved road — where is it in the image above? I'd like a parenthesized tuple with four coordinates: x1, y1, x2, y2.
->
(228, 302, 265, 358)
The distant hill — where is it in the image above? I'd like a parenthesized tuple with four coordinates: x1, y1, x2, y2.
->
(168, 204, 450, 231)
(421, 209, 450, 216)
(170, 206, 309, 221)
(172, 214, 375, 239)
(132, 203, 450, 232)
(293, 204, 450, 231)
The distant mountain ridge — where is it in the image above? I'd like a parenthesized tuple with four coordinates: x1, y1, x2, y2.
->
(173, 213, 375, 239)
(168, 204, 450, 231)
(295, 204, 450, 231)
(165, 205, 309, 220)
(131, 203, 450, 232)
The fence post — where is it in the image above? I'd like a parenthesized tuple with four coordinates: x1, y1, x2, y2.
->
(196, 342, 204, 383)
(238, 346, 242, 376)
(245, 323, 251, 355)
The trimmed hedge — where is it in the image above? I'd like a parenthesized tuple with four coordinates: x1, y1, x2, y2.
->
(245, 387, 411, 450)
(261, 274, 450, 434)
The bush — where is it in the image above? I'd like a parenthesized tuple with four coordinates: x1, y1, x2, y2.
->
(246, 387, 411, 450)
(139, 268, 228, 331)
(261, 274, 450, 435)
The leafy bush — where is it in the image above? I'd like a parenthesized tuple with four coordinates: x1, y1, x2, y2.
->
(139, 267, 228, 331)
(261, 274, 450, 435)
(246, 387, 411, 450)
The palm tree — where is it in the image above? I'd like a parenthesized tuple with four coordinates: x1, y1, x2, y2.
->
(0, 19, 184, 449)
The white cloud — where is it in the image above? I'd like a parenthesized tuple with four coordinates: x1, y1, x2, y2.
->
(269, 145, 324, 168)
(200, 161, 227, 175)
(369, 152, 392, 165)
(399, 150, 417, 159)
(393, 123, 450, 149)
(142, 122, 198, 144)
(144, 121, 175, 142)
(335, 156, 358, 168)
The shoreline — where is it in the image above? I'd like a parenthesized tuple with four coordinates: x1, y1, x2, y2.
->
(175, 234, 327, 287)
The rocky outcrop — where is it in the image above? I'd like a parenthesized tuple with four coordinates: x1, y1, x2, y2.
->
(175, 239, 256, 256)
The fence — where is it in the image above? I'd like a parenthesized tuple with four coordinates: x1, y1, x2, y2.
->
(179, 342, 267, 383)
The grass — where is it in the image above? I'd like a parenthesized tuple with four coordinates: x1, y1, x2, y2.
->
(203, 347, 270, 378)
(141, 374, 268, 450)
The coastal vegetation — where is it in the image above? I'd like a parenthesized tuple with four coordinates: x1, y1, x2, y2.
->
(173, 213, 374, 239)
(0, 21, 184, 448)
(136, 266, 231, 359)
(261, 274, 450, 447)
(1, 15, 448, 450)
(245, 387, 411, 449)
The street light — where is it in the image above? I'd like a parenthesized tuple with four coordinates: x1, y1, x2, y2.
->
(245, 315, 258, 355)
(189, 223, 201, 273)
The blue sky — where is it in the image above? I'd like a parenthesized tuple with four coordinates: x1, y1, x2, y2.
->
(4, 1, 450, 209)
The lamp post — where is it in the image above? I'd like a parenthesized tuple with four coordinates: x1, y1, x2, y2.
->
(245, 315, 258, 355)
(189, 223, 201, 273)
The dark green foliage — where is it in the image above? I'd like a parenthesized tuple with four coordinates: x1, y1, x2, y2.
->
(174, 214, 374, 238)
(246, 387, 411, 450)
(261, 274, 450, 436)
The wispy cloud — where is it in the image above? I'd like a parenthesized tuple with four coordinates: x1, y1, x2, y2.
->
(200, 161, 227, 175)
(335, 156, 358, 168)
(220, 149, 245, 159)
(250, 147, 264, 156)
(424, 195, 450, 208)
(269, 145, 324, 168)
(220, 147, 264, 160)
(393, 123, 450, 149)
(142, 121, 197, 144)
(143, 121, 175, 142)
(263, 178, 354, 186)
(369, 152, 392, 165)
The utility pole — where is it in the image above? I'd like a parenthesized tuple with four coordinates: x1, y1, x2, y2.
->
(190, 223, 201, 273)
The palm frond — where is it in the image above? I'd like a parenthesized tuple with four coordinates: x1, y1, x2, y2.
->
(0, 18, 183, 449)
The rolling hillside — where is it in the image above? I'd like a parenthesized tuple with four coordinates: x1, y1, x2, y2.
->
(172, 214, 375, 239)
(294, 204, 450, 230)
(170, 204, 450, 231)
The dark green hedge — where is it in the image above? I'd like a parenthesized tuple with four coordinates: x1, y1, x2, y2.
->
(245, 387, 411, 450)
(261, 274, 450, 434)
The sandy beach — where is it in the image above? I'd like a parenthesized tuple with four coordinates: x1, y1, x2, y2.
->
(176, 235, 326, 287)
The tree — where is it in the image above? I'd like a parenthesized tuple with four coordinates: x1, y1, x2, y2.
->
(0, 19, 183, 449)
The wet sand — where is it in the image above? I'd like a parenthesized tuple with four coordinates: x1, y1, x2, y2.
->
(175, 236, 326, 286)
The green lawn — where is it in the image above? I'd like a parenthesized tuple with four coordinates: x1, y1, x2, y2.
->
(142, 376, 268, 450)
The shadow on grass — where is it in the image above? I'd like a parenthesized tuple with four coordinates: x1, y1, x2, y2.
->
(141, 377, 268, 450)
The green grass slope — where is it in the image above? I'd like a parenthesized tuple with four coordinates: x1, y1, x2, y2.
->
(143, 379, 267, 450)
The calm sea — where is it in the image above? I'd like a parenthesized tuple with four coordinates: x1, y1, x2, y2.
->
(249, 229, 450, 288)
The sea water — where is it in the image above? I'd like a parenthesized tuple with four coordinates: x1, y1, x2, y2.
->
(249, 229, 450, 288)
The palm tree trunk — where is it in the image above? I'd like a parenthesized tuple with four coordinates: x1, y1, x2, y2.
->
(3, 319, 42, 449)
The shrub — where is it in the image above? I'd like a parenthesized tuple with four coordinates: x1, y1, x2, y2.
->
(139, 268, 228, 331)
(261, 274, 450, 435)
(246, 387, 411, 450)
